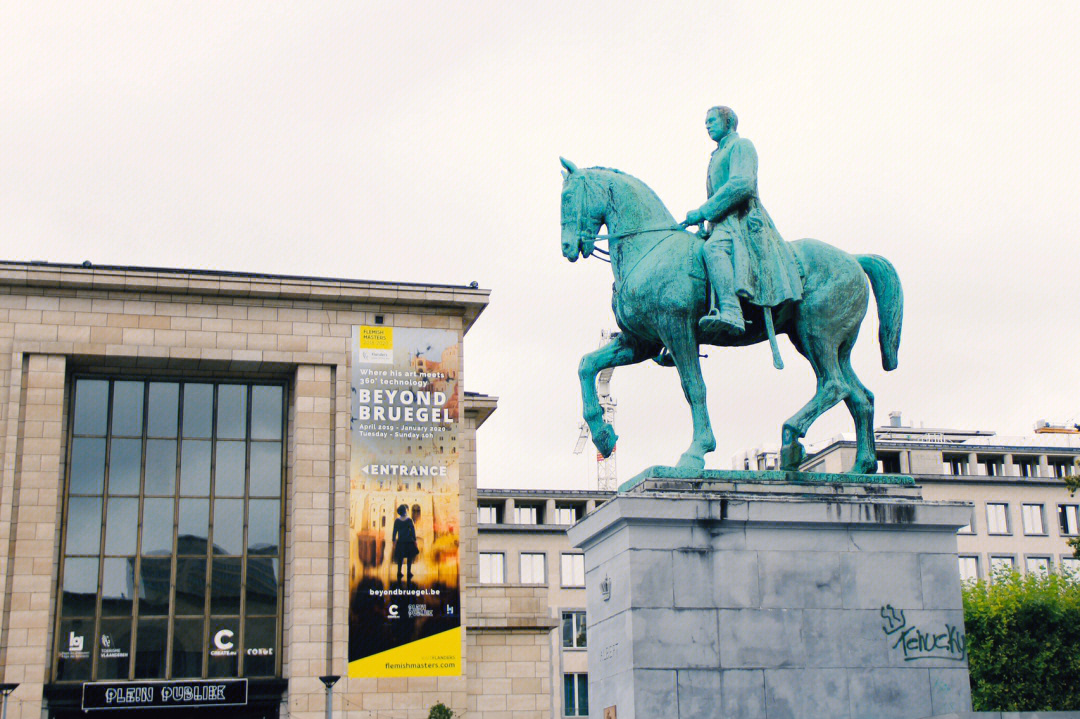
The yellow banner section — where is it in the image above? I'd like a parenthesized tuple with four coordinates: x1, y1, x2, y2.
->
(348, 627, 461, 677)
(359, 325, 393, 349)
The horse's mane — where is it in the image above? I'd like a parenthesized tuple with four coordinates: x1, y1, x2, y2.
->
(583, 166, 672, 218)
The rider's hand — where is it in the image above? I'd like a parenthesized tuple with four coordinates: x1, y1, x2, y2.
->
(682, 209, 705, 228)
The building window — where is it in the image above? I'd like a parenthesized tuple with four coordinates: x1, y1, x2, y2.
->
(1021, 504, 1046, 535)
(1059, 505, 1079, 535)
(958, 556, 979, 583)
(55, 378, 285, 682)
(877, 452, 901, 474)
(519, 553, 546, 584)
(986, 503, 1010, 534)
(479, 552, 504, 584)
(515, 505, 538, 525)
(478, 505, 499, 524)
(980, 456, 1004, 476)
(562, 611, 587, 648)
(1024, 556, 1051, 574)
(1049, 458, 1076, 478)
(1014, 458, 1037, 477)
(554, 504, 580, 525)
(561, 554, 585, 587)
(944, 454, 968, 475)
(564, 673, 589, 717)
(957, 507, 975, 534)
(990, 555, 1016, 575)
(1061, 557, 1079, 575)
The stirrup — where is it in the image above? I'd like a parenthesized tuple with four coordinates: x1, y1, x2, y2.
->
(698, 308, 745, 336)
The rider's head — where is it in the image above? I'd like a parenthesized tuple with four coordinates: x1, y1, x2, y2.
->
(705, 106, 737, 142)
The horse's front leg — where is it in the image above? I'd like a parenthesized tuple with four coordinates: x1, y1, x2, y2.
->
(662, 324, 716, 471)
(579, 333, 658, 457)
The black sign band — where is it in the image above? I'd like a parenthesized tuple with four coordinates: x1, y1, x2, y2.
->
(82, 679, 248, 711)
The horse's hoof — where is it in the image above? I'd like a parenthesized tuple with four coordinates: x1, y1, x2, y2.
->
(852, 459, 877, 474)
(594, 425, 618, 457)
(780, 443, 806, 470)
(676, 454, 705, 472)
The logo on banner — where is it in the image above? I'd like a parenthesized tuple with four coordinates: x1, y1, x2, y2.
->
(358, 325, 393, 364)
(210, 629, 237, 657)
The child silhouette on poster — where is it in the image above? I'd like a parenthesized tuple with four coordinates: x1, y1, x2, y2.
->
(392, 504, 419, 581)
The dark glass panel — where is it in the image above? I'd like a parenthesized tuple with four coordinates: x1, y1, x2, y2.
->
(250, 385, 283, 440)
(212, 499, 243, 555)
(562, 614, 573, 647)
(141, 498, 174, 555)
(138, 557, 172, 616)
(174, 557, 207, 615)
(578, 674, 589, 715)
(243, 616, 277, 676)
(171, 617, 204, 678)
(207, 617, 240, 677)
(215, 441, 245, 497)
(64, 496, 102, 555)
(111, 381, 144, 436)
(56, 617, 94, 681)
(177, 499, 209, 550)
(61, 557, 99, 617)
(249, 442, 282, 497)
(182, 383, 213, 439)
(73, 379, 108, 436)
(247, 500, 280, 556)
(97, 617, 133, 679)
(147, 382, 179, 437)
(564, 674, 574, 716)
(244, 558, 279, 615)
(133, 617, 167, 679)
(70, 437, 106, 495)
(101, 557, 136, 616)
(216, 385, 247, 439)
(144, 439, 177, 496)
(108, 438, 142, 495)
(210, 557, 242, 615)
(104, 498, 138, 555)
(179, 440, 211, 495)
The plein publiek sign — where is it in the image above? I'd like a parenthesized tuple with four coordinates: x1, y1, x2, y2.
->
(82, 679, 248, 711)
(348, 325, 462, 677)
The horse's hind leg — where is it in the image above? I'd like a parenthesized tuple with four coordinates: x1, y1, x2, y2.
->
(663, 324, 716, 471)
(840, 338, 877, 473)
(579, 333, 659, 457)
(780, 334, 849, 470)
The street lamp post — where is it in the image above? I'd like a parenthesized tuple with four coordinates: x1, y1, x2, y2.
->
(318, 675, 340, 719)
(0, 683, 19, 719)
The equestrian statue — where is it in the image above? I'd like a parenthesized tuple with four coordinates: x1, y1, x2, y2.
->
(561, 105, 902, 474)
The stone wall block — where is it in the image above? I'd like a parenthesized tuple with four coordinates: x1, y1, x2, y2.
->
(764, 668, 850, 719)
(675, 668, 722, 718)
(720, 668, 767, 719)
(841, 552, 924, 610)
(927, 667, 973, 717)
(919, 553, 964, 610)
(846, 667, 933, 719)
(631, 608, 719, 669)
(718, 608, 806, 669)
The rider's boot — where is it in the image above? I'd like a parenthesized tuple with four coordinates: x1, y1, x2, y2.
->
(698, 238, 745, 336)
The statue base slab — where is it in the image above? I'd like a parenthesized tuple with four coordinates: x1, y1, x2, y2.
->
(620, 465, 916, 493)
(567, 479, 973, 719)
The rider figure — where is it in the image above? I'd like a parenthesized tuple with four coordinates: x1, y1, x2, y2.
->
(683, 106, 803, 336)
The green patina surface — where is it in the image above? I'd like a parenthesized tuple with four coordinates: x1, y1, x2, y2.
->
(618, 465, 916, 493)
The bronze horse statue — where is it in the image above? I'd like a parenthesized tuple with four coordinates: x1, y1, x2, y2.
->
(560, 159, 902, 474)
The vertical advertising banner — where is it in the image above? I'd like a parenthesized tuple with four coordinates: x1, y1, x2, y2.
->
(348, 325, 462, 677)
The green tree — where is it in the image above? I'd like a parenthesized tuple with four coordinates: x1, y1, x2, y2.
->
(428, 702, 456, 719)
(962, 565, 1080, 711)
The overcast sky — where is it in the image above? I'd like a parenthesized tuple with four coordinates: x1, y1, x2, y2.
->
(3, 2, 1079, 489)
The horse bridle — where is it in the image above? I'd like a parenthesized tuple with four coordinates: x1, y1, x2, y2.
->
(567, 173, 685, 263)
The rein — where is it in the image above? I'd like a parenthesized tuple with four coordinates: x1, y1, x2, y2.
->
(572, 174, 683, 264)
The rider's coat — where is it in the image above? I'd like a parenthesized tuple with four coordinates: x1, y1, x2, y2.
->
(700, 132, 804, 308)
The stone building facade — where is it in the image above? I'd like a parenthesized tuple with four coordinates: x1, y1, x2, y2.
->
(0, 261, 552, 719)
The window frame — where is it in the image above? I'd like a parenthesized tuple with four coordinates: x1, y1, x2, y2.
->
(53, 376, 287, 683)
(519, 552, 547, 585)
(563, 672, 589, 717)
(985, 502, 1011, 535)
(560, 553, 586, 588)
(957, 555, 979, 583)
(1021, 503, 1046, 535)
(479, 552, 505, 585)
(561, 610, 587, 649)
(1023, 555, 1052, 575)
(1059, 504, 1079, 536)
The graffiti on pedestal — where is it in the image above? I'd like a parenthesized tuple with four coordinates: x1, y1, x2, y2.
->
(880, 605, 966, 662)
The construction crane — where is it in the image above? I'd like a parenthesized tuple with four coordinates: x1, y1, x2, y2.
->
(573, 330, 618, 491)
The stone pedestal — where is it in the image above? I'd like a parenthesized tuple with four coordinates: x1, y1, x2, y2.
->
(567, 472, 974, 719)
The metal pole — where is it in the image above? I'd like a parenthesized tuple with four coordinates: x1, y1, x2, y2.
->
(318, 675, 339, 719)
(0, 683, 20, 719)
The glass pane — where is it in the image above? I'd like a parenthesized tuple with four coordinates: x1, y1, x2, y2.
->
(248, 500, 280, 556)
(207, 617, 240, 677)
(180, 440, 211, 495)
(250, 442, 282, 497)
(144, 440, 177, 496)
(56, 617, 94, 680)
(250, 385, 282, 440)
(182, 384, 213, 439)
(562, 614, 573, 647)
(211, 557, 242, 614)
(577, 614, 587, 647)
(70, 437, 106, 495)
(141, 498, 174, 556)
(245, 557, 279, 615)
(138, 557, 172, 615)
(217, 385, 247, 439)
(133, 617, 167, 679)
(213, 499, 243, 555)
(174, 557, 208, 615)
(177, 499, 210, 551)
(111, 381, 144, 436)
(147, 382, 179, 437)
(215, 441, 245, 497)
(61, 557, 99, 617)
(104, 498, 139, 555)
(108, 439, 142, 495)
(577, 674, 589, 715)
(97, 617, 133, 679)
(564, 674, 574, 716)
(65, 496, 102, 555)
(73, 379, 108, 435)
(244, 616, 277, 676)
(171, 617, 204, 677)
(101, 556, 136, 616)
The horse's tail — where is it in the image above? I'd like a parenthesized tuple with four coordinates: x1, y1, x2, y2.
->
(856, 254, 903, 371)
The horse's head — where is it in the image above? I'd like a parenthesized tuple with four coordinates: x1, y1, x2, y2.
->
(560, 157, 603, 262)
